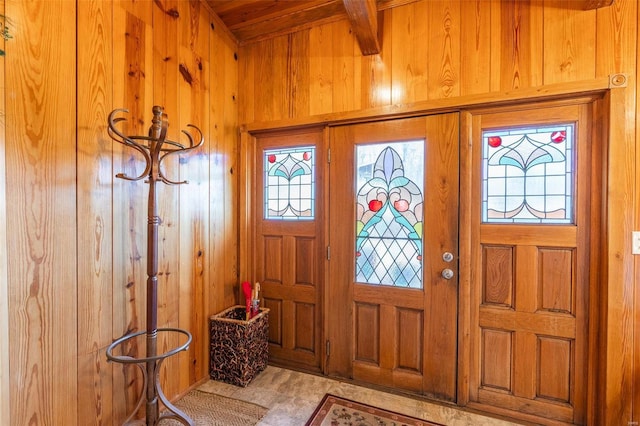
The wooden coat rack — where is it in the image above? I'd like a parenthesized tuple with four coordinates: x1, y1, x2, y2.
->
(106, 106, 203, 426)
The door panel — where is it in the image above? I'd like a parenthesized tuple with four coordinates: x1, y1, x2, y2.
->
(468, 103, 595, 424)
(254, 128, 324, 372)
(328, 114, 459, 401)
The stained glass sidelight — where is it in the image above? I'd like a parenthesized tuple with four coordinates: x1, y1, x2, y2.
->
(355, 141, 424, 288)
(264, 146, 315, 220)
(482, 124, 574, 224)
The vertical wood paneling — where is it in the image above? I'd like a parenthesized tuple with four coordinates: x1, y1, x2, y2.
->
(543, 0, 596, 84)
(121, 0, 152, 25)
(635, 7, 640, 423)
(460, 0, 491, 95)
(238, 131, 254, 289)
(361, 14, 391, 108)
(0, 0, 8, 421)
(208, 20, 238, 314)
(110, 5, 128, 421)
(152, 0, 182, 400)
(6, 1, 78, 424)
(488, 0, 502, 93)
(208, 22, 225, 315)
(390, 2, 428, 104)
(177, 0, 195, 390)
(238, 42, 255, 125)
(425, 0, 460, 99)
(195, 93, 211, 388)
(595, 0, 637, 423)
(631, 10, 640, 426)
(77, 0, 115, 423)
(153, 1, 181, 334)
(178, 0, 210, 388)
(110, 3, 138, 420)
(113, 4, 152, 416)
(331, 19, 361, 113)
(288, 31, 310, 118)
(498, 0, 543, 90)
(3, 0, 240, 424)
(309, 25, 333, 115)
(528, 1, 544, 87)
(222, 31, 239, 311)
(256, 37, 289, 122)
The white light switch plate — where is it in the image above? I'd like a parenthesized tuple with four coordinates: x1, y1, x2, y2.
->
(633, 232, 640, 255)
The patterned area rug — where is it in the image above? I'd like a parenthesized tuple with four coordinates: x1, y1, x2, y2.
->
(305, 394, 443, 426)
(162, 390, 268, 426)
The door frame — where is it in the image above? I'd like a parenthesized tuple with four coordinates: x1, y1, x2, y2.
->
(239, 81, 615, 423)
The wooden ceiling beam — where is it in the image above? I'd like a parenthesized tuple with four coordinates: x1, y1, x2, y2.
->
(343, 0, 380, 56)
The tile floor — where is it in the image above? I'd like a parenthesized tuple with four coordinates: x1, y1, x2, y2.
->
(197, 366, 525, 425)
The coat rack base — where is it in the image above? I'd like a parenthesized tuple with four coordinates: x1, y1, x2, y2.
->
(107, 328, 194, 426)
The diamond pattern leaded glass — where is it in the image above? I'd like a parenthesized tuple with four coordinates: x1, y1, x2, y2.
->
(482, 124, 574, 224)
(355, 141, 424, 288)
(264, 146, 315, 220)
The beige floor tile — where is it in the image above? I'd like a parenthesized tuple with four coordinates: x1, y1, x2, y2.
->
(197, 366, 525, 425)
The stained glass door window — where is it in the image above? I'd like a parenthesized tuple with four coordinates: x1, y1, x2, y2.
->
(482, 124, 574, 224)
(264, 146, 315, 220)
(355, 141, 424, 288)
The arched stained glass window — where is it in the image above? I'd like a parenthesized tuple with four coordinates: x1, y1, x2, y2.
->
(355, 141, 424, 288)
(264, 146, 315, 220)
(482, 124, 574, 224)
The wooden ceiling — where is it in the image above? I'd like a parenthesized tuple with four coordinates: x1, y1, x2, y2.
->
(205, 0, 404, 54)
(205, 0, 615, 54)
(206, 0, 347, 42)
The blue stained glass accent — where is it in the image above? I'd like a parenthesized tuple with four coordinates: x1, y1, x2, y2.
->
(264, 146, 315, 220)
(482, 124, 574, 224)
(355, 141, 424, 288)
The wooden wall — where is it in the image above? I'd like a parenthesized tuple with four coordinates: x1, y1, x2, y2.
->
(0, 0, 238, 424)
(0, 0, 638, 424)
(237, 0, 638, 424)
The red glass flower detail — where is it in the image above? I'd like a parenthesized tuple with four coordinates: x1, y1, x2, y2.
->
(369, 200, 383, 212)
(303, 151, 311, 161)
(394, 199, 409, 212)
(551, 131, 566, 143)
(488, 136, 502, 148)
(268, 154, 276, 163)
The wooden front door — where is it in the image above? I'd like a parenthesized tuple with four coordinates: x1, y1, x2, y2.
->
(254, 128, 324, 372)
(327, 114, 459, 401)
(466, 101, 599, 424)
